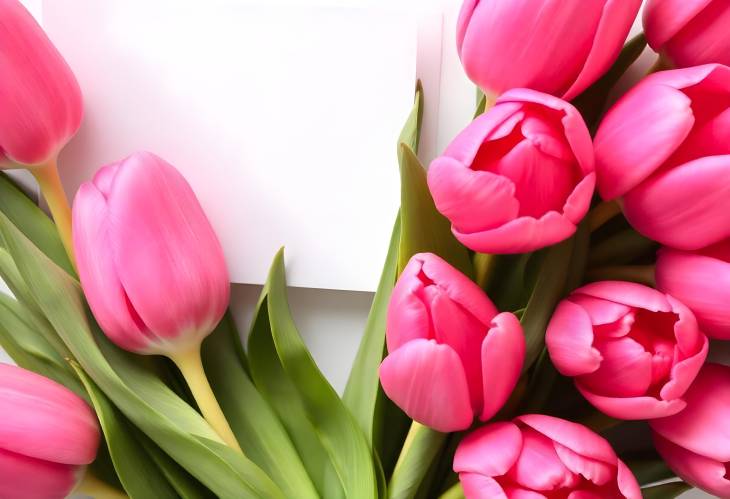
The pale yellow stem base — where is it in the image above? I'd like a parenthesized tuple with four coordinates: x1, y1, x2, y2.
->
(32, 158, 76, 266)
(73, 472, 128, 499)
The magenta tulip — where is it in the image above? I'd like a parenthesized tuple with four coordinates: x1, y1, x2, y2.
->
(379, 253, 524, 432)
(644, 0, 730, 68)
(0, 0, 82, 168)
(72, 152, 229, 356)
(428, 89, 595, 254)
(594, 64, 730, 250)
(651, 363, 730, 497)
(453, 414, 641, 498)
(546, 281, 708, 420)
(457, 0, 641, 100)
(656, 241, 730, 340)
(0, 363, 99, 499)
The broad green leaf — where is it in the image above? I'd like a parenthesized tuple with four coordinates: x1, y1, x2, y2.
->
(398, 145, 473, 278)
(387, 423, 447, 499)
(641, 481, 691, 499)
(588, 228, 657, 267)
(137, 435, 213, 499)
(0, 211, 284, 499)
(397, 82, 424, 158)
(628, 458, 676, 485)
(203, 311, 319, 499)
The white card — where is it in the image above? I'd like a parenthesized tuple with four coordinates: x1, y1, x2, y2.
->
(43, 0, 417, 291)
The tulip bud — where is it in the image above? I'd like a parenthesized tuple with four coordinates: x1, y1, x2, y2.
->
(650, 363, 730, 498)
(428, 89, 595, 254)
(379, 253, 525, 432)
(0, 363, 99, 499)
(644, 0, 730, 69)
(72, 152, 229, 356)
(546, 281, 709, 420)
(594, 64, 730, 250)
(0, 0, 82, 168)
(457, 0, 641, 100)
(454, 414, 641, 498)
(656, 241, 730, 340)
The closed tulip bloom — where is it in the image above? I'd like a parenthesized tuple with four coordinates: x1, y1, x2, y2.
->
(428, 89, 595, 254)
(644, 0, 730, 68)
(651, 363, 730, 498)
(0, 0, 82, 168)
(379, 253, 524, 432)
(594, 64, 730, 250)
(0, 363, 99, 499)
(656, 241, 730, 340)
(546, 281, 709, 420)
(457, 0, 641, 100)
(453, 414, 641, 498)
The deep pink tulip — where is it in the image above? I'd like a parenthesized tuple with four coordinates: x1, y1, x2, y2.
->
(0, 0, 82, 168)
(0, 363, 100, 499)
(594, 64, 730, 250)
(656, 241, 730, 340)
(644, 0, 730, 68)
(453, 414, 641, 498)
(650, 363, 730, 498)
(457, 0, 641, 100)
(379, 253, 524, 432)
(546, 281, 708, 420)
(428, 89, 595, 254)
(72, 152, 230, 355)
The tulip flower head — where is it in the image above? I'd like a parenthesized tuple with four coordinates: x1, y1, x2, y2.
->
(457, 0, 642, 100)
(650, 363, 730, 498)
(546, 281, 709, 420)
(0, 363, 100, 499)
(644, 0, 730, 68)
(379, 253, 525, 432)
(0, 0, 83, 168)
(428, 89, 595, 254)
(594, 64, 730, 250)
(454, 414, 641, 498)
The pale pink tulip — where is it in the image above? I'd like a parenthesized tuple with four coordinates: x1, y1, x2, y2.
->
(457, 0, 641, 100)
(651, 363, 730, 498)
(0, 0, 82, 168)
(644, 0, 730, 68)
(656, 241, 730, 340)
(428, 89, 595, 254)
(0, 363, 99, 499)
(594, 64, 730, 250)
(72, 152, 229, 355)
(379, 253, 524, 432)
(453, 414, 641, 498)
(546, 281, 708, 420)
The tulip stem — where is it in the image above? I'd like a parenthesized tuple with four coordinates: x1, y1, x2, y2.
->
(587, 200, 622, 232)
(473, 252, 496, 289)
(438, 483, 465, 499)
(32, 158, 75, 265)
(388, 421, 447, 499)
(170, 345, 241, 452)
(586, 264, 656, 287)
(74, 472, 128, 498)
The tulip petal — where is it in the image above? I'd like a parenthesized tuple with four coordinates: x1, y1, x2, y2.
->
(0, 448, 78, 499)
(480, 312, 525, 421)
(623, 155, 730, 250)
(554, 442, 613, 486)
(454, 422, 522, 476)
(508, 428, 579, 491)
(616, 459, 642, 499)
(663, 1, 730, 68)
(562, 174, 596, 225)
(642, 0, 714, 49)
(567, 294, 631, 326)
(665, 107, 730, 168)
(386, 261, 432, 353)
(546, 300, 602, 377)
(574, 281, 672, 313)
(458, 473, 508, 499)
(578, 337, 653, 398)
(576, 383, 686, 420)
(594, 83, 694, 200)
(379, 339, 473, 432)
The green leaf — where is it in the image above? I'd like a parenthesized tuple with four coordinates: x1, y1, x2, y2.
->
(137, 435, 213, 499)
(628, 458, 676, 485)
(398, 145, 473, 277)
(641, 481, 691, 499)
(0, 211, 284, 499)
(203, 311, 319, 499)
(588, 229, 657, 267)
(387, 422, 447, 499)
(398, 82, 424, 157)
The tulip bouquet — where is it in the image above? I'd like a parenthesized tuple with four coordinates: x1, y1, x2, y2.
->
(2, 0, 730, 498)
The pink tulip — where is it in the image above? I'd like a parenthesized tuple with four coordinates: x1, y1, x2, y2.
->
(656, 241, 730, 340)
(650, 363, 730, 498)
(453, 414, 641, 498)
(0, 0, 82, 168)
(427, 89, 595, 254)
(546, 281, 709, 420)
(72, 152, 230, 355)
(457, 0, 641, 100)
(379, 253, 524, 432)
(594, 64, 730, 250)
(0, 363, 100, 499)
(644, 0, 730, 68)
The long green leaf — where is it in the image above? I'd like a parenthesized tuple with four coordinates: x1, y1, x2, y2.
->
(641, 481, 691, 498)
(397, 82, 424, 158)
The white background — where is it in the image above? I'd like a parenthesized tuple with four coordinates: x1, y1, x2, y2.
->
(2, 1, 714, 497)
